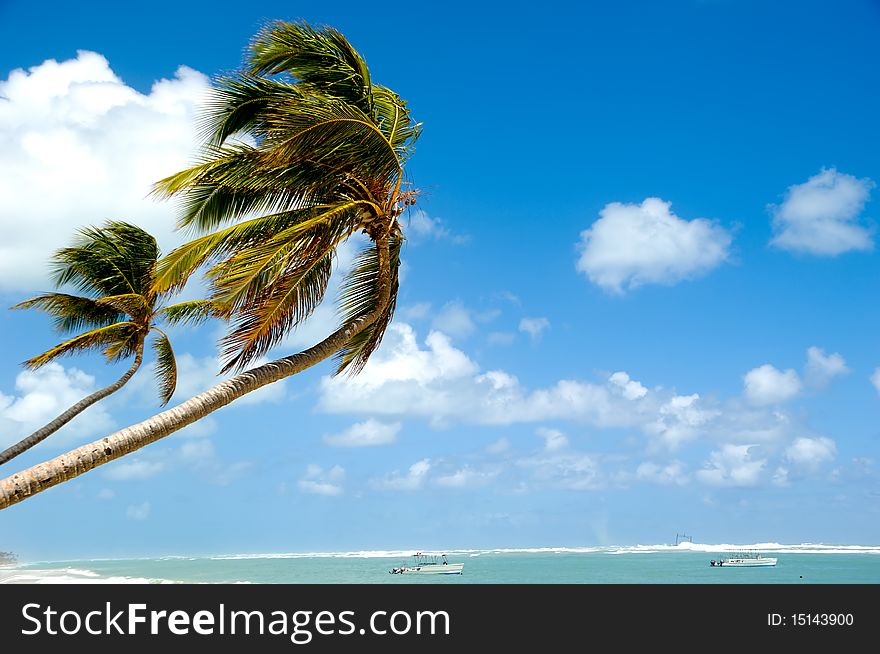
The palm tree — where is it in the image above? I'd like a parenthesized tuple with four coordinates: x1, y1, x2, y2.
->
(0, 221, 217, 467)
(0, 20, 420, 509)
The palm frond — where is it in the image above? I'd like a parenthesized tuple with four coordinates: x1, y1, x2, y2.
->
(150, 329, 177, 405)
(199, 74, 307, 145)
(11, 293, 124, 334)
(152, 208, 323, 294)
(248, 20, 373, 113)
(23, 322, 139, 369)
(51, 222, 159, 298)
(94, 293, 151, 319)
(265, 99, 400, 185)
(371, 86, 422, 161)
(156, 300, 223, 326)
(334, 236, 401, 374)
(152, 143, 344, 232)
(219, 251, 334, 372)
(207, 202, 360, 312)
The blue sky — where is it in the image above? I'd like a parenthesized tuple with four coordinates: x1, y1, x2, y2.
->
(0, 0, 878, 560)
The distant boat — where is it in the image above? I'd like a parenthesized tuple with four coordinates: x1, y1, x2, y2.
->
(710, 551, 777, 567)
(389, 552, 463, 575)
(0, 551, 16, 565)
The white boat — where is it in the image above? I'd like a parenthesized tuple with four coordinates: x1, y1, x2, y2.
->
(389, 553, 464, 575)
(710, 551, 777, 567)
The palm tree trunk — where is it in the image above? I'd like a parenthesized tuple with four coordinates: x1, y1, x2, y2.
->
(0, 342, 145, 467)
(0, 236, 391, 510)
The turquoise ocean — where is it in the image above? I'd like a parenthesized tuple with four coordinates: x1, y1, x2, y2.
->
(2, 543, 879, 584)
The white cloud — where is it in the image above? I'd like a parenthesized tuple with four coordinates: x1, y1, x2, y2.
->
(743, 364, 801, 405)
(804, 346, 848, 387)
(434, 466, 497, 489)
(518, 317, 550, 342)
(0, 363, 115, 448)
(298, 464, 345, 496)
(769, 168, 874, 255)
(103, 459, 165, 481)
(609, 371, 648, 400)
(635, 461, 688, 486)
(696, 444, 766, 487)
(645, 394, 717, 450)
(871, 368, 880, 396)
(431, 301, 476, 339)
(0, 51, 211, 291)
(126, 502, 151, 521)
(785, 436, 837, 470)
(372, 458, 432, 491)
(319, 324, 803, 460)
(319, 324, 637, 427)
(536, 427, 568, 451)
(406, 210, 468, 243)
(323, 419, 401, 447)
(576, 197, 731, 293)
(519, 451, 604, 490)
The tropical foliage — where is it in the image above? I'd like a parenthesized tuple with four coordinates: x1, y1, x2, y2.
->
(0, 20, 421, 508)
(1, 221, 217, 466)
(152, 20, 420, 373)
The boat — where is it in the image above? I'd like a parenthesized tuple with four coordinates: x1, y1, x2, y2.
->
(0, 551, 16, 566)
(389, 552, 464, 575)
(709, 551, 777, 567)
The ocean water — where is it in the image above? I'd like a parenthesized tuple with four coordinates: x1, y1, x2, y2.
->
(2, 543, 879, 584)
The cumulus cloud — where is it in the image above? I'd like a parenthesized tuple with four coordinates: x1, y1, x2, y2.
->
(0, 51, 211, 291)
(318, 323, 808, 462)
(431, 301, 476, 339)
(784, 436, 837, 470)
(518, 317, 550, 342)
(536, 427, 568, 451)
(635, 461, 688, 486)
(743, 364, 801, 405)
(804, 346, 848, 388)
(696, 444, 766, 487)
(769, 168, 874, 255)
(0, 363, 115, 448)
(298, 464, 345, 496)
(323, 419, 401, 447)
(371, 458, 432, 491)
(126, 502, 151, 521)
(871, 368, 880, 396)
(434, 466, 498, 489)
(645, 394, 716, 450)
(406, 210, 468, 243)
(518, 451, 604, 491)
(609, 371, 648, 400)
(575, 197, 731, 293)
(319, 323, 646, 427)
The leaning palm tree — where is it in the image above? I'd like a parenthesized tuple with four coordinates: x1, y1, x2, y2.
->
(0, 221, 217, 467)
(0, 20, 420, 509)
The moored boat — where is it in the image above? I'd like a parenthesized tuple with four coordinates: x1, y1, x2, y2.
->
(390, 552, 463, 575)
(710, 551, 777, 567)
